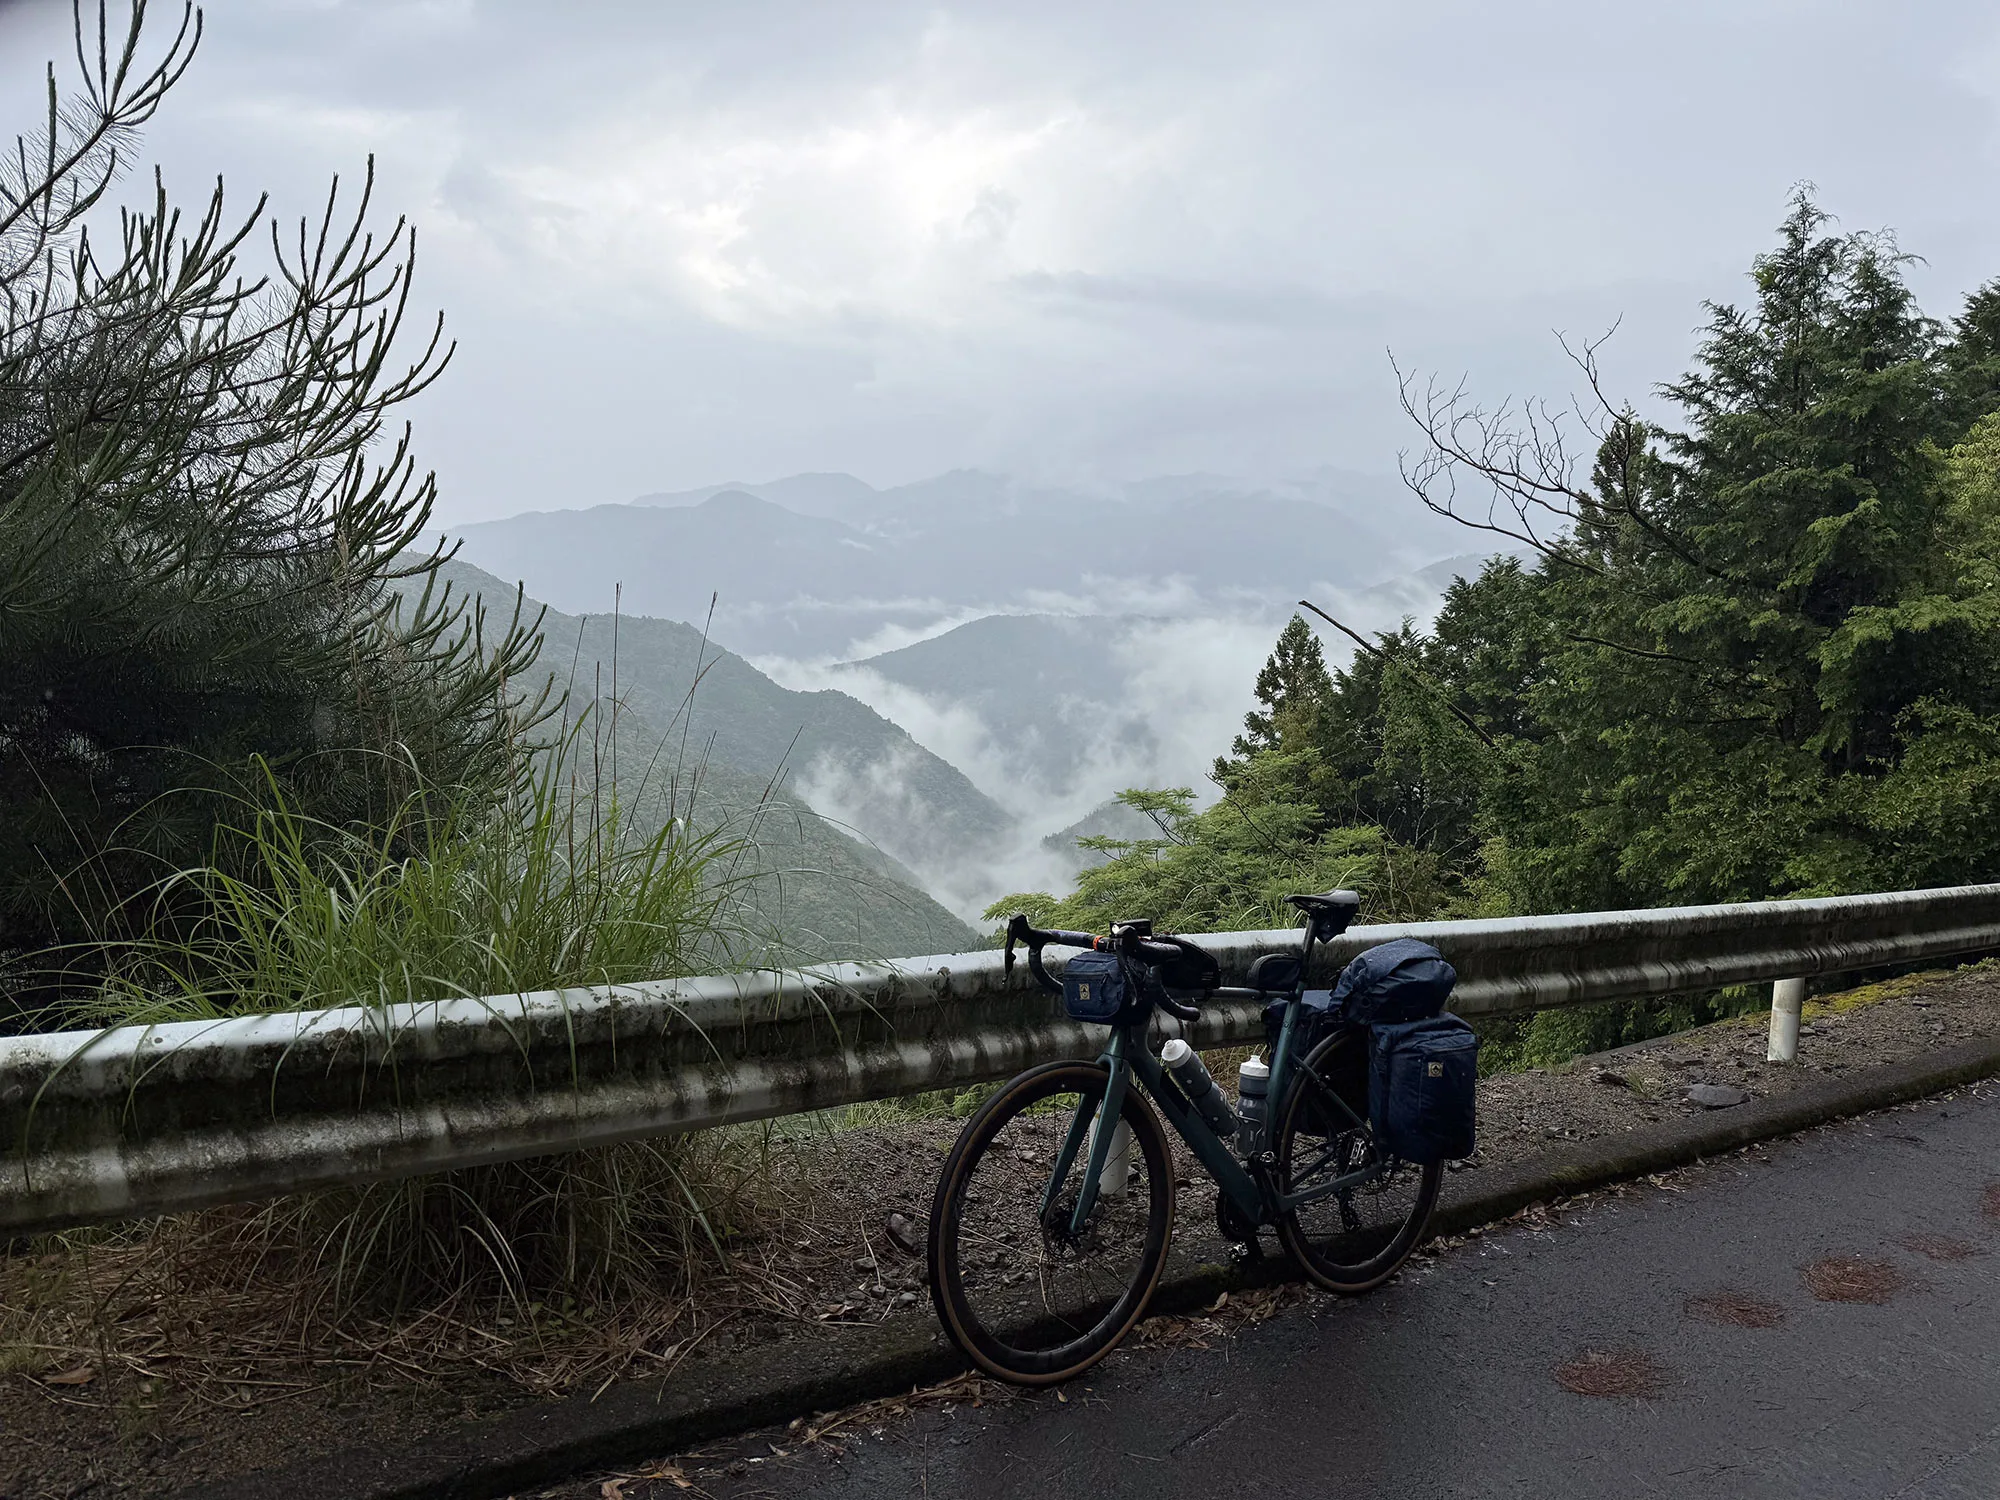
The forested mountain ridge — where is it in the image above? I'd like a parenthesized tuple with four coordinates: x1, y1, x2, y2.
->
(557, 696, 981, 963)
(425, 559, 1011, 917)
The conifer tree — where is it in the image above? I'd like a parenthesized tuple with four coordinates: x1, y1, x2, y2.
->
(1944, 280, 2000, 428)
(0, 3, 545, 973)
(1212, 614, 1332, 781)
(1399, 190, 2000, 909)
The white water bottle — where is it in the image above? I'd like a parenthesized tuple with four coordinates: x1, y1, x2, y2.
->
(1236, 1054, 1270, 1156)
(1162, 1038, 1238, 1135)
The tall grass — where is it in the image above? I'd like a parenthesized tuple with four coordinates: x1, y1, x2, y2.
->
(12, 714, 811, 1373)
(82, 719, 753, 1026)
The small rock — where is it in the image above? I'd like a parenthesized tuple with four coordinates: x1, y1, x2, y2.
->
(884, 1211, 923, 1256)
(1686, 1083, 1751, 1109)
(1593, 1070, 1629, 1089)
(896, 1290, 920, 1307)
(852, 1256, 874, 1272)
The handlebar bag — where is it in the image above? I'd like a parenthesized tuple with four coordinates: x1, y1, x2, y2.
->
(1332, 939, 1456, 1025)
(1062, 949, 1140, 1023)
(1369, 1014, 1479, 1163)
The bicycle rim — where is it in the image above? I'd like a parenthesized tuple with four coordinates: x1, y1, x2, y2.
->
(927, 1061, 1173, 1384)
(1274, 1029, 1441, 1292)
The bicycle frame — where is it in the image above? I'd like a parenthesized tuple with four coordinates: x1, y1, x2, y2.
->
(1041, 935, 1385, 1238)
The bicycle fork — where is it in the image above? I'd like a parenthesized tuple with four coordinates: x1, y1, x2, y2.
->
(1039, 1035, 1134, 1238)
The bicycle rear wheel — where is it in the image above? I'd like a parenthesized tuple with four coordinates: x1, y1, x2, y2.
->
(926, 1060, 1173, 1384)
(1273, 1027, 1441, 1292)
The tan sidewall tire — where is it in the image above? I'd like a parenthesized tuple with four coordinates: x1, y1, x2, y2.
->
(927, 1060, 1176, 1385)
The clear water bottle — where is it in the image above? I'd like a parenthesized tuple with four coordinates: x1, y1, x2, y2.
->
(1161, 1038, 1237, 1136)
(1236, 1054, 1270, 1156)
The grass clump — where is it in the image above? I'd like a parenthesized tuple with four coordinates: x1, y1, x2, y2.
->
(75, 720, 750, 1027)
(3, 716, 825, 1399)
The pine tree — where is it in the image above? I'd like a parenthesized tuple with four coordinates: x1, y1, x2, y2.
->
(0, 4, 546, 979)
(1944, 280, 2000, 427)
(1396, 189, 2000, 910)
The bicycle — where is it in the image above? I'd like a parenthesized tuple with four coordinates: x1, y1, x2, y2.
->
(924, 891, 1443, 1385)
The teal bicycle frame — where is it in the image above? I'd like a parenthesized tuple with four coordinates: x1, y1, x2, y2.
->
(1041, 933, 1385, 1239)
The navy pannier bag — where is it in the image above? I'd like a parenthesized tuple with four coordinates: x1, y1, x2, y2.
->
(1262, 987, 1338, 1055)
(1331, 938, 1456, 1025)
(1370, 1014, 1479, 1163)
(1063, 949, 1139, 1024)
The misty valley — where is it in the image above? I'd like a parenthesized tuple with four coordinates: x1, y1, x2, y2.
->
(438, 469, 1489, 936)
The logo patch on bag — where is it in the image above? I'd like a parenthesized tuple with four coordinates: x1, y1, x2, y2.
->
(1078, 983, 1091, 1003)
(1428, 1062, 1444, 1077)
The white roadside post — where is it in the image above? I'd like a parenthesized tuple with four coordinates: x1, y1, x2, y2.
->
(1767, 976, 1807, 1063)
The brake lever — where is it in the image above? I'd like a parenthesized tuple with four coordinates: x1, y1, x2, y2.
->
(1157, 994, 1201, 1024)
(1027, 944, 1060, 994)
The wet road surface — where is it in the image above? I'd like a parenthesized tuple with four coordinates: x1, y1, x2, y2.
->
(569, 1081, 2000, 1500)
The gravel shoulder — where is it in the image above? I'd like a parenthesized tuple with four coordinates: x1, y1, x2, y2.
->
(2, 964, 1996, 1499)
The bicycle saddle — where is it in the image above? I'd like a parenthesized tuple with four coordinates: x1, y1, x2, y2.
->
(1286, 889, 1361, 937)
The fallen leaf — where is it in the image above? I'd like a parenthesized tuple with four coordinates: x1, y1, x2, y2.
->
(629, 1465, 693, 1490)
(601, 1480, 628, 1500)
(44, 1365, 96, 1387)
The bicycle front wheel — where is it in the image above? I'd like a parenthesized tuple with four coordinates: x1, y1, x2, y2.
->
(1273, 1027, 1441, 1292)
(926, 1060, 1174, 1384)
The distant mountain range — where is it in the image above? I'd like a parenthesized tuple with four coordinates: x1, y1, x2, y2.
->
(450, 468, 1469, 660)
(824, 561, 1484, 808)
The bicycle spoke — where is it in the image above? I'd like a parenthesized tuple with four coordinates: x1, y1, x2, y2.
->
(1277, 1031, 1440, 1290)
(937, 1070, 1169, 1379)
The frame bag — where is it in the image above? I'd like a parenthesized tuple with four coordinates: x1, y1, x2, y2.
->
(1262, 987, 1338, 1054)
(1370, 1014, 1479, 1163)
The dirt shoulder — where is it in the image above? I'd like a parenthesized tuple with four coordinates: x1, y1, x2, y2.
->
(2, 964, 1996, 1499)
(1461, 963, 1999, 1177)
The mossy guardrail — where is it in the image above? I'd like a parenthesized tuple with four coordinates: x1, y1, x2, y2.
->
(5, 883, 1999, 1234)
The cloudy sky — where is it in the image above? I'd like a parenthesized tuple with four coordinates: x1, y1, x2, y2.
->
(4, 0, 1998, 531)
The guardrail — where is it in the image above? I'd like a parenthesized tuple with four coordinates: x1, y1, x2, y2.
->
(5, 884, 1999, 1236)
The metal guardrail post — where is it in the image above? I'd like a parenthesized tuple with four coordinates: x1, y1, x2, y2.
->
(1767, 976, 1807, 1063)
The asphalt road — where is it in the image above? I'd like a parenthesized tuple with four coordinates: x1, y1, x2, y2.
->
(577, 1082, 2000, 1500)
